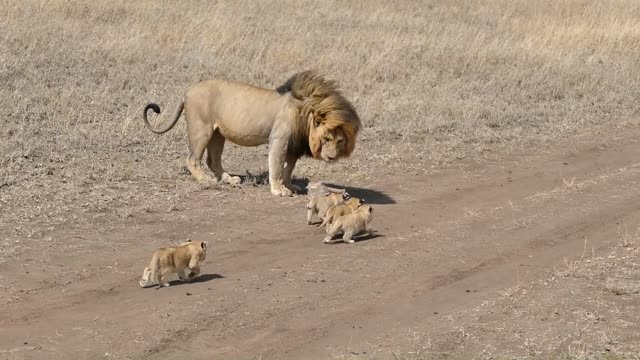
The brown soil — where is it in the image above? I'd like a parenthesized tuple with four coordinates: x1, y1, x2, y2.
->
(2, 128, 640, 360)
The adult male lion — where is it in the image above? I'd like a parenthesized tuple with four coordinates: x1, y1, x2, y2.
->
(143, 71, 361, 196)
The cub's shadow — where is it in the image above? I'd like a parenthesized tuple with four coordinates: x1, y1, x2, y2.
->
(161, 273, 224, 288)
(324, 231, 384, 244)
(236, 171, 395, 205)
(355, 232, 384, 242)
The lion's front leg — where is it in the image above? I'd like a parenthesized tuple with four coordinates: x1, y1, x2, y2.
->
(268, 138, 293, 197)
(282, 153, 301, 194)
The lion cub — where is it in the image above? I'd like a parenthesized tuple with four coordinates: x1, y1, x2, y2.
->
(319, 197, 364, 228)
(139, 240, 207, 288)
(323, 205, 373, 244)
(306, 188, 350, 225)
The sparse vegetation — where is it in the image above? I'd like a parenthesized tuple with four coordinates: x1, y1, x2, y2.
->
(1, 0, 640, 359)
(2, 0, 640, 236)
(380, 240, 640, 360)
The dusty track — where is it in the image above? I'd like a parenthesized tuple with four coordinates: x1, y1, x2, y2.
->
(2, 130, 640, 360)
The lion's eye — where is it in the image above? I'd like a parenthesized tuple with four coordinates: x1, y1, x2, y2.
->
(323, 136, 331, 143)
(337, 138, 344, 144)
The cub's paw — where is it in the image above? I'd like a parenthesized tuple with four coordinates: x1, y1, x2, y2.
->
(222, 173, 242, 186)
(140, 267, 152, 287)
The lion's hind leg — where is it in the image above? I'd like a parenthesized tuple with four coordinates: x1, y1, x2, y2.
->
(206, 131, 241, 185)
(185, 112, 213, 182)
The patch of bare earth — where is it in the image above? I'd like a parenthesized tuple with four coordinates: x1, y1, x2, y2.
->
(2, 0, 640, 359)
(385, 243, 640, 360)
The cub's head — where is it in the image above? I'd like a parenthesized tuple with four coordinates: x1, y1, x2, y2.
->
(308, 98, 360, 162)
(182, 240, 208, 260)
(345, 196, 364, 209)
(358, 205, 374, 222)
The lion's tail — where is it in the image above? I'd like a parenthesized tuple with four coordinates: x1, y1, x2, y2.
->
(143, 101, 184, 134)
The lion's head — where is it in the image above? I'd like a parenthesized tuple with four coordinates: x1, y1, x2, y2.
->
(279, 71, 361, 161)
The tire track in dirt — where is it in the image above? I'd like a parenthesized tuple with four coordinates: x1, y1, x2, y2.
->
(195, 171, 640, 358)
(143, 135, 640, 359)
(2, 133, 640, 360)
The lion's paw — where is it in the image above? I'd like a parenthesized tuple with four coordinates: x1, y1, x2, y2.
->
(271, 185, 294, 197)
(284, 183, 301, 194)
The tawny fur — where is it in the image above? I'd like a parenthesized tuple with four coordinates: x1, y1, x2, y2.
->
(139, 240, 208, 288)
(323, 205, 373, 244)
(306, 190, 350, 225)
(142, 70, 361, 197)
(319, 197, 364, 228)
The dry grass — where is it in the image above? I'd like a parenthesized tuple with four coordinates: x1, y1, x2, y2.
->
(1, 3, 639, 356)
(2, 0, 640, 233)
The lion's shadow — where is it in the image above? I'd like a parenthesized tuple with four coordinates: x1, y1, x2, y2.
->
(294, 178, 395, 205)
(235, 172, 395, 205)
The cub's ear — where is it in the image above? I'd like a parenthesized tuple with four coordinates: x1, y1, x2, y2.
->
(201, 241, 208, 250)
(369, 207, 373, 213)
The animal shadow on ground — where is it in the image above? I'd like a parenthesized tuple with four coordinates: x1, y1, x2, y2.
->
(161, 273, 225, 288)
(324, 231, 384, 244)
(356, 231, 383, 242)
(296, 178, 395, 205)
(235, 171, 395, 205)
(314, 181, 395, 205)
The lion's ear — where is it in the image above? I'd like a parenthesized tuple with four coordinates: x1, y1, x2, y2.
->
(308, 112, 322, 128)
(313, 110, 326, 127)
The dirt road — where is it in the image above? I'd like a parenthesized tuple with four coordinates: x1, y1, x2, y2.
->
(2, 130, 640, 360)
